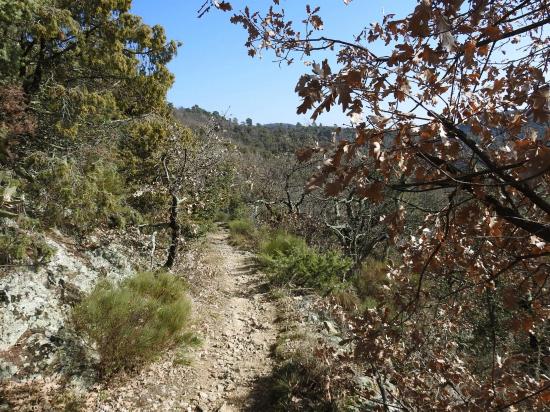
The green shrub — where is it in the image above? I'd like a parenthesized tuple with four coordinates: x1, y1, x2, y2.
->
(259, 232, 307, 258)
(25, 155, 140, 233)
(72, 271, 191, 374)
(228, 218, 254, 235)
(0, 227, 55, 265)
(260, 233, 352, 292)
(228, 218, 265, 249)
(222, 194, 248, 221)
(0, 229, 30, 264)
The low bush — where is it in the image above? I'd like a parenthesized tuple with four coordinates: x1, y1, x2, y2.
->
(72, 271, 191, 374)
(259, 232, 352, 292)
(228, 218, 265, 249)
(0, 227, 55, 265)
(216, 192, 248, 222)
(259, 232, 306, 257)
(228, 218, 254, 236)
(260, 233, 390, 313)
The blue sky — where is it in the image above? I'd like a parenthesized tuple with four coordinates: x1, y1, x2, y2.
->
(131, 1, 414, 125)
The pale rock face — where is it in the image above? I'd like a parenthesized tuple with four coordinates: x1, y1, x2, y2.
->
(0, 231, 137, 381)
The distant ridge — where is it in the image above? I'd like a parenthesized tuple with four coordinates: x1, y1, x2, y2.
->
(172, 105, 355, 155)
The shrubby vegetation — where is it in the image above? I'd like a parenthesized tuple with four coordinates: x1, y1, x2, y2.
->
(259, 232, 352, 292)
(227, 218, 262, 250)
(0, 0, 235, 267)
(0, 226, 54, 265)
(0, 1, 234, 393)
(207, 0, 550, 409)
(27, 157, 138, 233)
(72, 271, 191, 375)
(227, 219, 381, 312)
(173, 105, 352, 156)
(2, 0, 548, 409)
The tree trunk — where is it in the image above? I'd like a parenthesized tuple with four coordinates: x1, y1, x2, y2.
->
(164, 193, 180, 269)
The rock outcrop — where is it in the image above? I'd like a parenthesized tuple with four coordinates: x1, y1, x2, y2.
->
(1, 227, 139, 384)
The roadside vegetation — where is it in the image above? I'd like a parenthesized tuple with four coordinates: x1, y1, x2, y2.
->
(212, 0, 550, 408)
(227, 218, 264, 250)
(72, 271, 192, 375)
(258, 233, 351, 293)
(1, 4, 236, 404)
(2, 0, 548, 410)
(227, 217, 385, 314)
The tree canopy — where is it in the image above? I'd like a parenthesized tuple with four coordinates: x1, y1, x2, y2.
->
(0, 0, 233, 268)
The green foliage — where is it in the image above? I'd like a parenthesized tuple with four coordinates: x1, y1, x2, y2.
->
(259, 232, 306, 257)
(228, 218, 254, 236)
(1, 0, 178, 121)
(72, 271, 191, 374)
(173, 106, 353, 156)
(0, 1, 35, 79)
(227, 218, 266, 250)
(0, 0, 186, 238)
(25, 156, 139, 233)
(222, 193, 248, 221)
(0, 226, 54, 265)
(261, 238, 392, 312)
(260, 233, 352, 292)
(121, 120, 195, 184)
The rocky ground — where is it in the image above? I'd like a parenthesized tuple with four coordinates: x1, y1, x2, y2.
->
(2, 227, 364, 411)
(88, 229, 278, 411)
(0, 227, 138, 384)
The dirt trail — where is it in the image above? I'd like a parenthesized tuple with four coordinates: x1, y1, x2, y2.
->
(92, 229, 278, 411)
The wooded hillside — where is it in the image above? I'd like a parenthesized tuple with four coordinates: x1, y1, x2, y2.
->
(1, 0, 549, 410)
